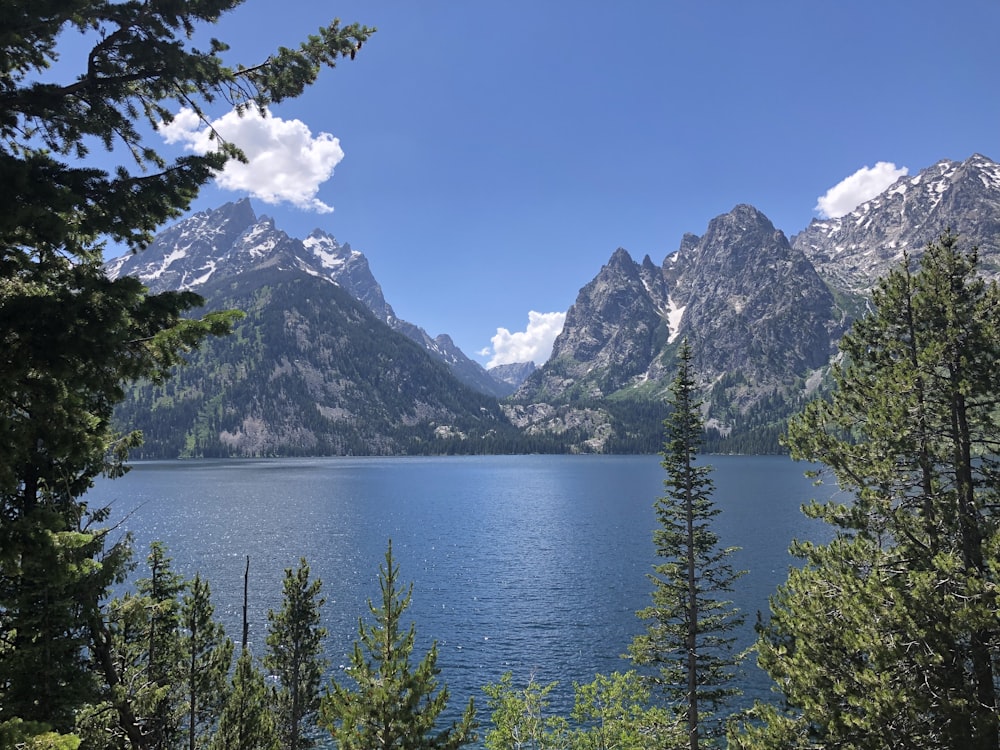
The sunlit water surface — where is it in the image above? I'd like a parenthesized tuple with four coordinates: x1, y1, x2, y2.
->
(88, 454, 835, 743)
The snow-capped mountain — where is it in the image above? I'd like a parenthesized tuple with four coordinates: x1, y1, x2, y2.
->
(512, 154, 1000, 452)
(108, 153, 1000, 455)
(792, 154, 1000, 293)
(106, 199, 509, 397)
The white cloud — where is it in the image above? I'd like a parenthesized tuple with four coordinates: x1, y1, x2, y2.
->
(158, 107, 344, 213)
(815, 162, 908, 219)
(485, 311, 566, 368)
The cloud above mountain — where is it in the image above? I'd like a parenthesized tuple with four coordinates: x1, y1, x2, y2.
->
(815, 162, 908, 219)
(482, 311, 565, 367)
(158, 107, 344, 213)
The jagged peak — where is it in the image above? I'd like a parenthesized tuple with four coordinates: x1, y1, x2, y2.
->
(725, 203, 774, 225)
(700, 205, 781, 243)
(220, 197, 257, 224)
(608, 247, 634, 264)
(307, 227, 335, 240)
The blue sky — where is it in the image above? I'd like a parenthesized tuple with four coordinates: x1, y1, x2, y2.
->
(98, 1, 1000, 365)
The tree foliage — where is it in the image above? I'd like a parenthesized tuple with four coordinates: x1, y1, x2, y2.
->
(265, 558, 328, 750)
(736, 232, 1000, 749)
(482, 672, 568, 750)
(482, 671, 681, 750)
(181, 573, 233, 750)
(212, 648, 280, 750)
(0, 0, 371, 736)
(628, 339, 745, 749)
(319, 540, 477, 750)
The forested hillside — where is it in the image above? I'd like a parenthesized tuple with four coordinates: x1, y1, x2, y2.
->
(116, 268, 568, 457)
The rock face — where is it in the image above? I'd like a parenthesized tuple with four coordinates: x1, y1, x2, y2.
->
(487, 361, 537, 390)
(515, 205, 843, 440)
(792, 154, 1000, 293)
(668, 204, 842, 383)
(515, 248, 671, 404)
(108, 153, 1000, 455)
(512, 154, 1000, 451)
(107, 199, 507, 397)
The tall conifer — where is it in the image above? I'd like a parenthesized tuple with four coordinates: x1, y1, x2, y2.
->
(629, 339, 745, 749)
(181, 573, 233, 750)
(265, 559, 328, 750)
(213, 648, 280, 750)
(140, 542, 188, 749)
(737, 232, 1000, 749)
(0, 2, 371, 736)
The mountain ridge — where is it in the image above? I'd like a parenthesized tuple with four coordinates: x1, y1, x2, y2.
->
(509, 154, 999, 451)
(106, 199, 513, 398)
(108, 153, 1000, 455)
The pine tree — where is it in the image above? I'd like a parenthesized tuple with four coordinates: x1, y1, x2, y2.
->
(264, 559, 328, 750)
(78, 543, 189, 749)
(482, 671, 681, 750)
(735, 232, 1000, 749)
(139, 542, 188, 749)
(319, 541, 477, 750)
(181, 573, 234, 750)
(213, 648, 281, 750)
(629, 339, 745, 749)
(0, 1, 371, 734)
(0, 506, 106, 729)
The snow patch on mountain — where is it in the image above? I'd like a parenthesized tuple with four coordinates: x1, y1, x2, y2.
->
(667, 296, 685, 343)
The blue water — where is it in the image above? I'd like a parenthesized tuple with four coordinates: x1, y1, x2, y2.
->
(87, 454, 835, 736)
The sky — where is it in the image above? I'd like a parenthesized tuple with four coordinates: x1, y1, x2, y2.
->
(75, 1, 1000, 366)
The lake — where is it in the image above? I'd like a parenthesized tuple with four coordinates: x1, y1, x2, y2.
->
(86, 454, 836, 735)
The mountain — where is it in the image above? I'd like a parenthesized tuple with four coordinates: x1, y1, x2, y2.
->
(106, 201, 568, 457)
(510, 205, 845, 452)
(666, 205, 844, 384)
(106, 199, 509, 397)
(792, 154, 1000, 294)
(109, 153, 1000, 456)
(510, 154, 1000, 452)
(487, 361, 537, 389)
(114, 269, 517, 456)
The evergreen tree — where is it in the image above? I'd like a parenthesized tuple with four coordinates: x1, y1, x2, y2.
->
(181, 573, 234, 750)
(77, 542, 189, 749)
(568, 671, 680, 750)
(628, 339, 745, 749)
(264, 559, 328, 750)
(138, 543, 188, 749)
(735, 232, 1000, 749)
(0, 0, 371, 734)
(0, 505, 106, 729)
(212, 648, 280, 750)
(319, 541, 477, 750)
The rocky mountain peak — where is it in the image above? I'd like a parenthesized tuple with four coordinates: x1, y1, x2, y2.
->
(516, 202, 842, 438)
(607, 246, 636, 268)
(519, 245, 673, 402)
(793, 153, 1000, 291)
(105, 198, 507, 397)
(665, 204, 838, 384)
(104, 199, 261, 291)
